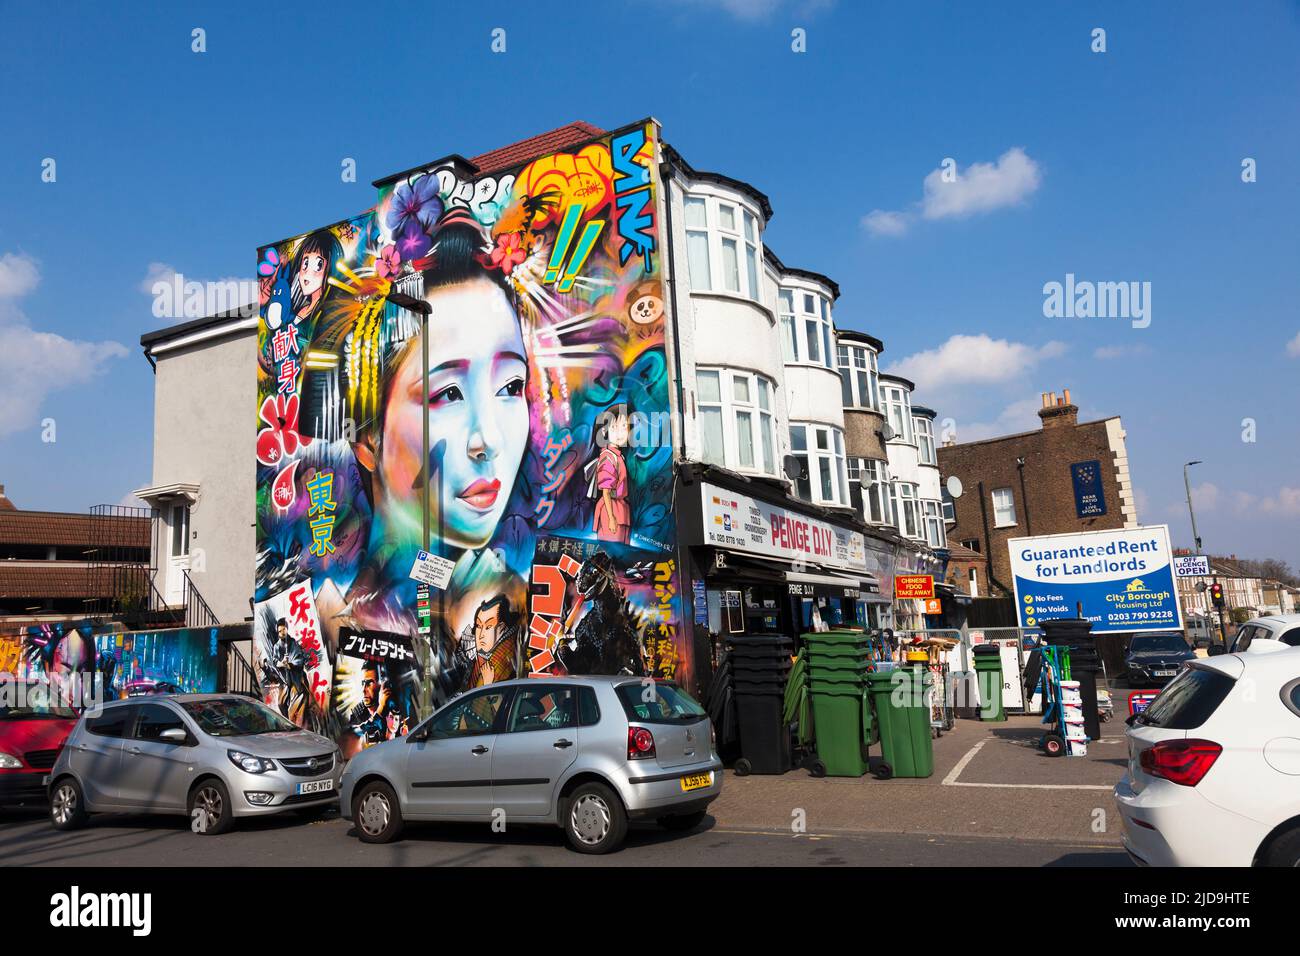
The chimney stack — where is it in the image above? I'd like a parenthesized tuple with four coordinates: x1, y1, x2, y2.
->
(1038, 389, 1079, 430)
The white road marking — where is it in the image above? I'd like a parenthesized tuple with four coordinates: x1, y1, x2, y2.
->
(941, 736, 1117, 791)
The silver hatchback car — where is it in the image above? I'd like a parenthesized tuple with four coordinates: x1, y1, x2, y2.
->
(339, 676, 722, 853)
(47, 694, 342, 835)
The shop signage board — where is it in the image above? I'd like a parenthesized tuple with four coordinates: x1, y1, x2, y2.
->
(894, 574, 935, 599)
(1069, 460, 1107, 518)
(1008, 525, 1183, 635)
(701, 482, 866, 573)
(1173, 554, 1210, 577)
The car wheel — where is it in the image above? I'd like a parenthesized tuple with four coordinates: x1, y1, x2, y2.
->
(49, 778, 89, 831)
(188, 779, 234, 835)
(1261, 826, 1300, 867)
(563, 782, 627, 855)
(353, 781, 403, 844)
(657, 810, 707, 831)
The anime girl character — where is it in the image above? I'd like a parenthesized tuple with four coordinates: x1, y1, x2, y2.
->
(587, 403, 631, 544)
(342, 207, 532, 700)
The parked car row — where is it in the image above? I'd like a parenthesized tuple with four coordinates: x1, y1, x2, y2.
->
(16, 675, 720, 855)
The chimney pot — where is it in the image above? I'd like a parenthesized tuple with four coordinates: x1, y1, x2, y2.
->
(1063, 387, 1072, 405)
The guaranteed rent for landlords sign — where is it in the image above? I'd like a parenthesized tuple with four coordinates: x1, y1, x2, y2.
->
(1008, 525, 1183, 635)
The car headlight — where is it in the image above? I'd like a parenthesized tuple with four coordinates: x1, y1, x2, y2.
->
(227, 750, 276, 774)
(0, 752, 22, 769)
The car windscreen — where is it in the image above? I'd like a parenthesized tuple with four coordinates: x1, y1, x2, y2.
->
(1136, 666, 1235, 730)
(180, 698, 300, 737)
(1129, 633, 1189, 654)
(616, 682, 706, 724)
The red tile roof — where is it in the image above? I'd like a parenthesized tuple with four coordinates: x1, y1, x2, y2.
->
(0, 564, 103, 600)
(0, 511, 150, 549)
(469, 121, 607, 175)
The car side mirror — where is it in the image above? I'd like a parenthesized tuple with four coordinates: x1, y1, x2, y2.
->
(1207, 644, 1226, 657)
(1124, 713, 1138, 727)
(160, 728, 188, 744)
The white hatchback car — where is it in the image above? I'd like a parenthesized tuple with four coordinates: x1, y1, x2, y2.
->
(1114, 645, 1300, 866)
(1228, 614, 1300, 654)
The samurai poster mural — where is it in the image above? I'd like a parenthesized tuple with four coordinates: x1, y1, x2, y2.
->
(254, 121, 687, 747)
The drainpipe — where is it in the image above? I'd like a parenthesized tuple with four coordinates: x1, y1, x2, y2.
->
(659, 156, 688, 463)
(1016, 455, 1032, 535)
(977, 480, 1012, 597)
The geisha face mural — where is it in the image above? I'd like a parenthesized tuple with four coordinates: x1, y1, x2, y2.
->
(362, 276, 529, 550)
(254, 121, 690, 748)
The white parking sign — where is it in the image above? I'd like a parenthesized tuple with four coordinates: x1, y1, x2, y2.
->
(1173, 555, 1210, 577)
(409, 549, 456, 590)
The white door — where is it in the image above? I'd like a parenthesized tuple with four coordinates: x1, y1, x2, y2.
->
(164, 503, 191, 606)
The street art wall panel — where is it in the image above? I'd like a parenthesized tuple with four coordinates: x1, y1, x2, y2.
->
(1, 623, 219, 703)
(254, 121, 688, 750)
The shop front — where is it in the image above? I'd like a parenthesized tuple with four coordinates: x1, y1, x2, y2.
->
(675, 466, 887, 684)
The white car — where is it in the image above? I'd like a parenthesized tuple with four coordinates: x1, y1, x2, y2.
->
(1114, 645, 1300, 866)
(1227, 614, 1300, 654)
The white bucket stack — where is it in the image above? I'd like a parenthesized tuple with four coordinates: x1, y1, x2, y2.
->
(1060, 680, 1088, 756)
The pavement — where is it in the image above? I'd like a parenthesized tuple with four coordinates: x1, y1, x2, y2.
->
(0, 713, 1135, 867)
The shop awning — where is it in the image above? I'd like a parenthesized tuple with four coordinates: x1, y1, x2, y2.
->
(704, 547, 881, 595)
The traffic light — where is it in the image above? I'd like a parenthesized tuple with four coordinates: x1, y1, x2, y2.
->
(1209, 582, 1225, 609)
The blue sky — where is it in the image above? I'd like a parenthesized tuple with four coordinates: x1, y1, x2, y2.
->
(0, 0, 1296, 565)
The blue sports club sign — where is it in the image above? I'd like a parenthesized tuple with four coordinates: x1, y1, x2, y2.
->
(1070, 460, 1107, 517)
(1008, 525, 1183, 635)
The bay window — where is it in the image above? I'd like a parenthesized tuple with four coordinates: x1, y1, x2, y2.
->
(892, 482, 920, 539)
(780, 286, 835, 369)
(696, 368, 777, 475)
(684, 193, 763, 303)
(791, 423, 848, 507)
(882, 384, 914, 444)
(837, 342, 880, 410)
(915, 416, 936, 465)
(922, 500, 944, 548)
(848, 457, 893, 526)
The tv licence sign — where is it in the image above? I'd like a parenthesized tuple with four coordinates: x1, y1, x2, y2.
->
(1008, 525, 1183, 635)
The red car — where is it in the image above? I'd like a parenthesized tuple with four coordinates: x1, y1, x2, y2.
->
(0, 683, 78, 808)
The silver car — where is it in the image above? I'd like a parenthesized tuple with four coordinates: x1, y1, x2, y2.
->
(47, 694, 341, 835)
(339, 676, 722, 854)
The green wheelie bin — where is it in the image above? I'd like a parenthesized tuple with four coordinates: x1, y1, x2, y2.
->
(802, 630, 875, 777)
(972, 644, 1007, 722)
(866, 667, 934, 779)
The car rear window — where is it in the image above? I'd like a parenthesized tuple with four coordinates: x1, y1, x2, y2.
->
(616, 682, 706, 724)
(1138, 666, 1235, 730)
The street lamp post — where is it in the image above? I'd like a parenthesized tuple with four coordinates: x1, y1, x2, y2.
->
(1183, 459, 1220, 646)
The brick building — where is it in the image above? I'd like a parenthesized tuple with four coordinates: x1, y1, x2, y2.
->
(937, 389, 1138, 598)
(0, 484, 154, 633)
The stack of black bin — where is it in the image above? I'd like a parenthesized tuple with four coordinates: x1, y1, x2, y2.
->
(724, 635, 793, 775)
(1040, 617, 1101, 741)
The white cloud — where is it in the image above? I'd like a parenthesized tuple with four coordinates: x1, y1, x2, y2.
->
(864, 148, 1042, 237)
(1286, 331, 1300, 358)
(861, 209, 910, 237)
(884, 334, 1066, 394)
(140, 261, 179, 295)
(1260, 487, 1300, 517)
(949, 397, 1046, 442)
(921, 148, 1041, 221)
(0, 253, 40, 298)
(1094, 343, 1150, 360)
(0, 255, 127, 439)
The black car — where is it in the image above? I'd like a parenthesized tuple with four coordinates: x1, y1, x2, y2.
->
(1123, 631, 1195, 687)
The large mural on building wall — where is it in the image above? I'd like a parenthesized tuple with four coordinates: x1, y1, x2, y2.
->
(254, 121, 687, 754)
